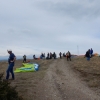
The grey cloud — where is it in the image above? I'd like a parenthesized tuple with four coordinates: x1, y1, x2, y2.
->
(0, 0, 100, 56)
(35, 0, 100, 20)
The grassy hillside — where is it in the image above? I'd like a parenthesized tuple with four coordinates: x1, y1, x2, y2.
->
(0, 59, 52, 100)
(70, 56, 100, 88)
(0, 57, 100, 99)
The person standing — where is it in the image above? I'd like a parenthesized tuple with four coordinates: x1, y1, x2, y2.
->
(53, 52, 56, 59)
(33, 55, 36, 59)
(6, 50, 16, 80)
(23, 55, 26, 63)
(66, 51, 71, 61)
(47, 53, 50, 59)
(90, 48, 93, 57)
(85, 49, 90, 61)
(50, 52, 52, 59)
(59, 52, 62, 59)
(44, 53, 45, 59)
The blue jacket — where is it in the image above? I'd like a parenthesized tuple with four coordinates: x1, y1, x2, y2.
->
(8, 53, 15, 64)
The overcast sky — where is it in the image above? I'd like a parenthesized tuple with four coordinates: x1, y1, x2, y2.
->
(0, 0, 100, 56)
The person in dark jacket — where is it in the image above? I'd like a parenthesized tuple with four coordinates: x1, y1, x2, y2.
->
(50, 52, 52, 59)
(47, 53, 50, 59)
(85, 49, 90, 60)
(90, 48, 93, 57)
(53, 52, 56, 59)
(6, 50, 16, 80)
(33, 55, 36, 59)
(59, 52, 62, 59)
(66, 51, 71, 61)
(23, 55, 26, 63)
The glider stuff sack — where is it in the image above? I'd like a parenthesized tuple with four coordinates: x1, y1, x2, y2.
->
(14, 63, 39, 73)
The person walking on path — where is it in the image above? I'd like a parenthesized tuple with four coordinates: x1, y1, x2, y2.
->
(66, 51, 71, 61)
(6, 50, 16, 80)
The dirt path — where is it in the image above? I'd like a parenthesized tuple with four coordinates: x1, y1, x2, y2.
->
(34, 59, 100, 100)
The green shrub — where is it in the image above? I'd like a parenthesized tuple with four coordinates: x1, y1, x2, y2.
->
(0, 73, 23, 100)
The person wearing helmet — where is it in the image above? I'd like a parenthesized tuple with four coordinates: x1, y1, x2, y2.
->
(6, 50, 16, 80)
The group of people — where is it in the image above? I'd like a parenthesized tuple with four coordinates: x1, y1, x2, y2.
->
(59, 51, 71, 61)
(40, 53, 45, 59)
(85, 48, 93, 60)
(24, 52, 57, 61)
(34, 51, 71, 60)
(23, 49, 94, 62)
(23, 51, 72, 62)
(6, 48, 93, 81)
(46, 52, 57, 59)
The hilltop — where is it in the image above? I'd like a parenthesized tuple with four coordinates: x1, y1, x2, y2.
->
(0, 57, 100, 100)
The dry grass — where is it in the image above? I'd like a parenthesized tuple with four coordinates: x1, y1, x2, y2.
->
(1, 57, 100, 99)
(70, 56, 100, 88)
(0, 59, 52, 100)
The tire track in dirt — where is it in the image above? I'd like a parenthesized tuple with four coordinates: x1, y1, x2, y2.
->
(34, 60, 62, 100)
(34, 59, 100, 100)
(55, 59, 100, 100)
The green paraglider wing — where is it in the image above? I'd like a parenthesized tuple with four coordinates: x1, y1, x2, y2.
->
(14, 63, 36, 73)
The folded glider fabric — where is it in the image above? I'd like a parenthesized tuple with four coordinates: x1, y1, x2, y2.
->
(14, 63, 39, 73)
